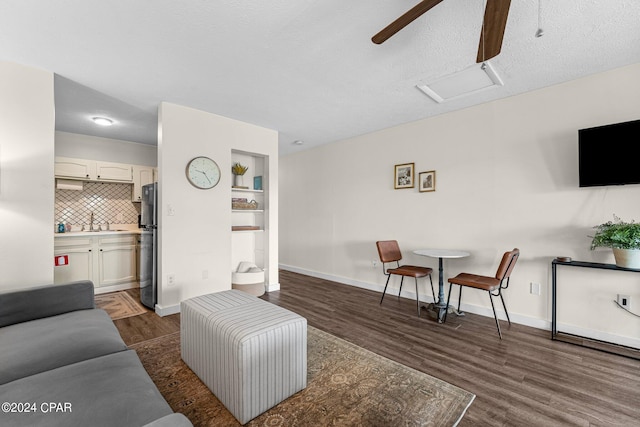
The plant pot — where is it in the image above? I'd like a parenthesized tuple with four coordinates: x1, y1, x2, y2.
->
(612, 248, 640, 269)
(233, 174, 244, 187)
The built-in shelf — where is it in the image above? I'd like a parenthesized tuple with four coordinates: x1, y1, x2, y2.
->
(231, 150, 268, 294)
(232, 187, 263, 193)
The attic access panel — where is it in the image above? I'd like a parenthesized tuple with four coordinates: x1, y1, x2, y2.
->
(416, 62, 503, 103)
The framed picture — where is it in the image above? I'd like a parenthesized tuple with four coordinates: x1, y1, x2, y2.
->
(394, 163, 415, 189)
(419, 170, 436, 192)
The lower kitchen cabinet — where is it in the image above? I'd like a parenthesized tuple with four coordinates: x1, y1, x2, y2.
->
(54, 237, 94, 284)
(97, 237, 137, 287)
(54, 234, 137, 291)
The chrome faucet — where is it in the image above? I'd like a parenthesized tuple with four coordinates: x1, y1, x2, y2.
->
(89, 212, 95, 231)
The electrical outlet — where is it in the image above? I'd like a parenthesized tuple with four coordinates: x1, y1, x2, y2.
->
(167, 204, 176, 216)
(167, 274, 176, 286)
(530, 282, 541, 295)
(372, 260, 378, 268)
(617, 294, 631, 309)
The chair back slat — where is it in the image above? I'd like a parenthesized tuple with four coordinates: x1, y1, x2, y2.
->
(376, 240, 403, 263)
(495, 248, 520, 280)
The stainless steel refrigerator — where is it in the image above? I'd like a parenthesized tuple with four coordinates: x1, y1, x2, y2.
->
(139, 182, 157, 309)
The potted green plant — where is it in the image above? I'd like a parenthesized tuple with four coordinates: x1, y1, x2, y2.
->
(590, 215, 640, 269)
(231, 162, 248, 187)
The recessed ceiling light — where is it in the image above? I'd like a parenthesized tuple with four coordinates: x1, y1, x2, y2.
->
(92, 117, 113, 126)
(293, 140, 304, 145)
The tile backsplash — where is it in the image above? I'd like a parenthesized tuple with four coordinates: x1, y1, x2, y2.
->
(55, 182, 140, 227)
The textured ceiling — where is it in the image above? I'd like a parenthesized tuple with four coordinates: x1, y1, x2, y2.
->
(1, 1, 639, 156)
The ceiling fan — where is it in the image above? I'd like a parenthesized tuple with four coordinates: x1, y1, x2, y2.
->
(372, 0, 511, 63)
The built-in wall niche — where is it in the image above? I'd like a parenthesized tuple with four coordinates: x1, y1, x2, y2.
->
(231, 151, 265, 192)
(231, 150, 268, 289)
(55, 182, 140, 228)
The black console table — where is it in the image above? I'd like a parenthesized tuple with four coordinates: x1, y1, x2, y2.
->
(552, 259, 640, 360)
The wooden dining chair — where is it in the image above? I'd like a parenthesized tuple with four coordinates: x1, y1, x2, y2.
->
(376, 240, 435, 316)
(444, 248, 520, 338)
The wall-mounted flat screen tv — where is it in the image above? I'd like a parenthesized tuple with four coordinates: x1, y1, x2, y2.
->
(579, 119, 640, 187)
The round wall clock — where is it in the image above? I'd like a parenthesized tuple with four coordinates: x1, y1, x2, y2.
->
(185, 156, 221, 189)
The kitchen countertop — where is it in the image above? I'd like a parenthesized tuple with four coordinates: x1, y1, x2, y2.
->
(54, 229, 143, 237)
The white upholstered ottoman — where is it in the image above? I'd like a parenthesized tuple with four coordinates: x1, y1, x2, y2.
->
(180, 290, 307, 424)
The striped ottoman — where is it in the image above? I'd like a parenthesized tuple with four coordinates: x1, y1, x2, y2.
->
(180, 290, 307, 424)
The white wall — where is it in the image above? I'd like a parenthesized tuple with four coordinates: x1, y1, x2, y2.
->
(0, 62, 55, 291)
(280, 63, 640, 346)
(157, 102, 278, 313)
(55, 131, 157, 166)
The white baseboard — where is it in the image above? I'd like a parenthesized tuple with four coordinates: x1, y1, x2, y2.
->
(94, 282, 137, 295)
(556, 323, 640, 349)
(279, 264, 383, 293)
(280, 264, 640, 349)
(155, 303, 180, 317)
(279, 264, 550, 331)
(155, 282, 280, 317)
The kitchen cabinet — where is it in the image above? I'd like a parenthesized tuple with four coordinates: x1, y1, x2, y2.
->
(54, 237, 94, 284)
(54, 233, 137, 292)
(97, 236, 137, 287)
(135, 234, 142, 282)
(132, 165, 155, 202)
(54, 157, 95, 180)
(55, 157, 132, 182)
(95, 161, 132, 181)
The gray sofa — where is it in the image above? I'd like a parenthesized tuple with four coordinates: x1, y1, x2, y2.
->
(0, 280, 192, 427)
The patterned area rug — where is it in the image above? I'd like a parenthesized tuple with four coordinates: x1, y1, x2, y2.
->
(131, 327, 475, 426)
(95, 291, 147, 320)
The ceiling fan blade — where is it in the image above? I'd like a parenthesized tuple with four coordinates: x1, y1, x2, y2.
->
(476, 0, 511, 62)
(372, 0, 445, 44)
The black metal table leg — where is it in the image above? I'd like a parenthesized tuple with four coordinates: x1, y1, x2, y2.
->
(435, 257, 448, 323)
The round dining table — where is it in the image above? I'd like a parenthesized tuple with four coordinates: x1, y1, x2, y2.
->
(413, 248, 470, 322)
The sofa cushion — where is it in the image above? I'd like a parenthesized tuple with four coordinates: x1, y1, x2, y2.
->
(0, 350, 175, 427)
(0, 309, 127, 385)
(0, 280, 95, 328)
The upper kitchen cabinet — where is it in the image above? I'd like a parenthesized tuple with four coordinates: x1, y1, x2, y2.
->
(55, 157, 132, 182)
(54, 157, 95, 180)
(132, 165, 156, 202)
(95, 161, 132, 181)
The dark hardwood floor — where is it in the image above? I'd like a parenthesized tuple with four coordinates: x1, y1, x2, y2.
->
(112, 288, 180, 346)
(114, 271, 640, 426)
